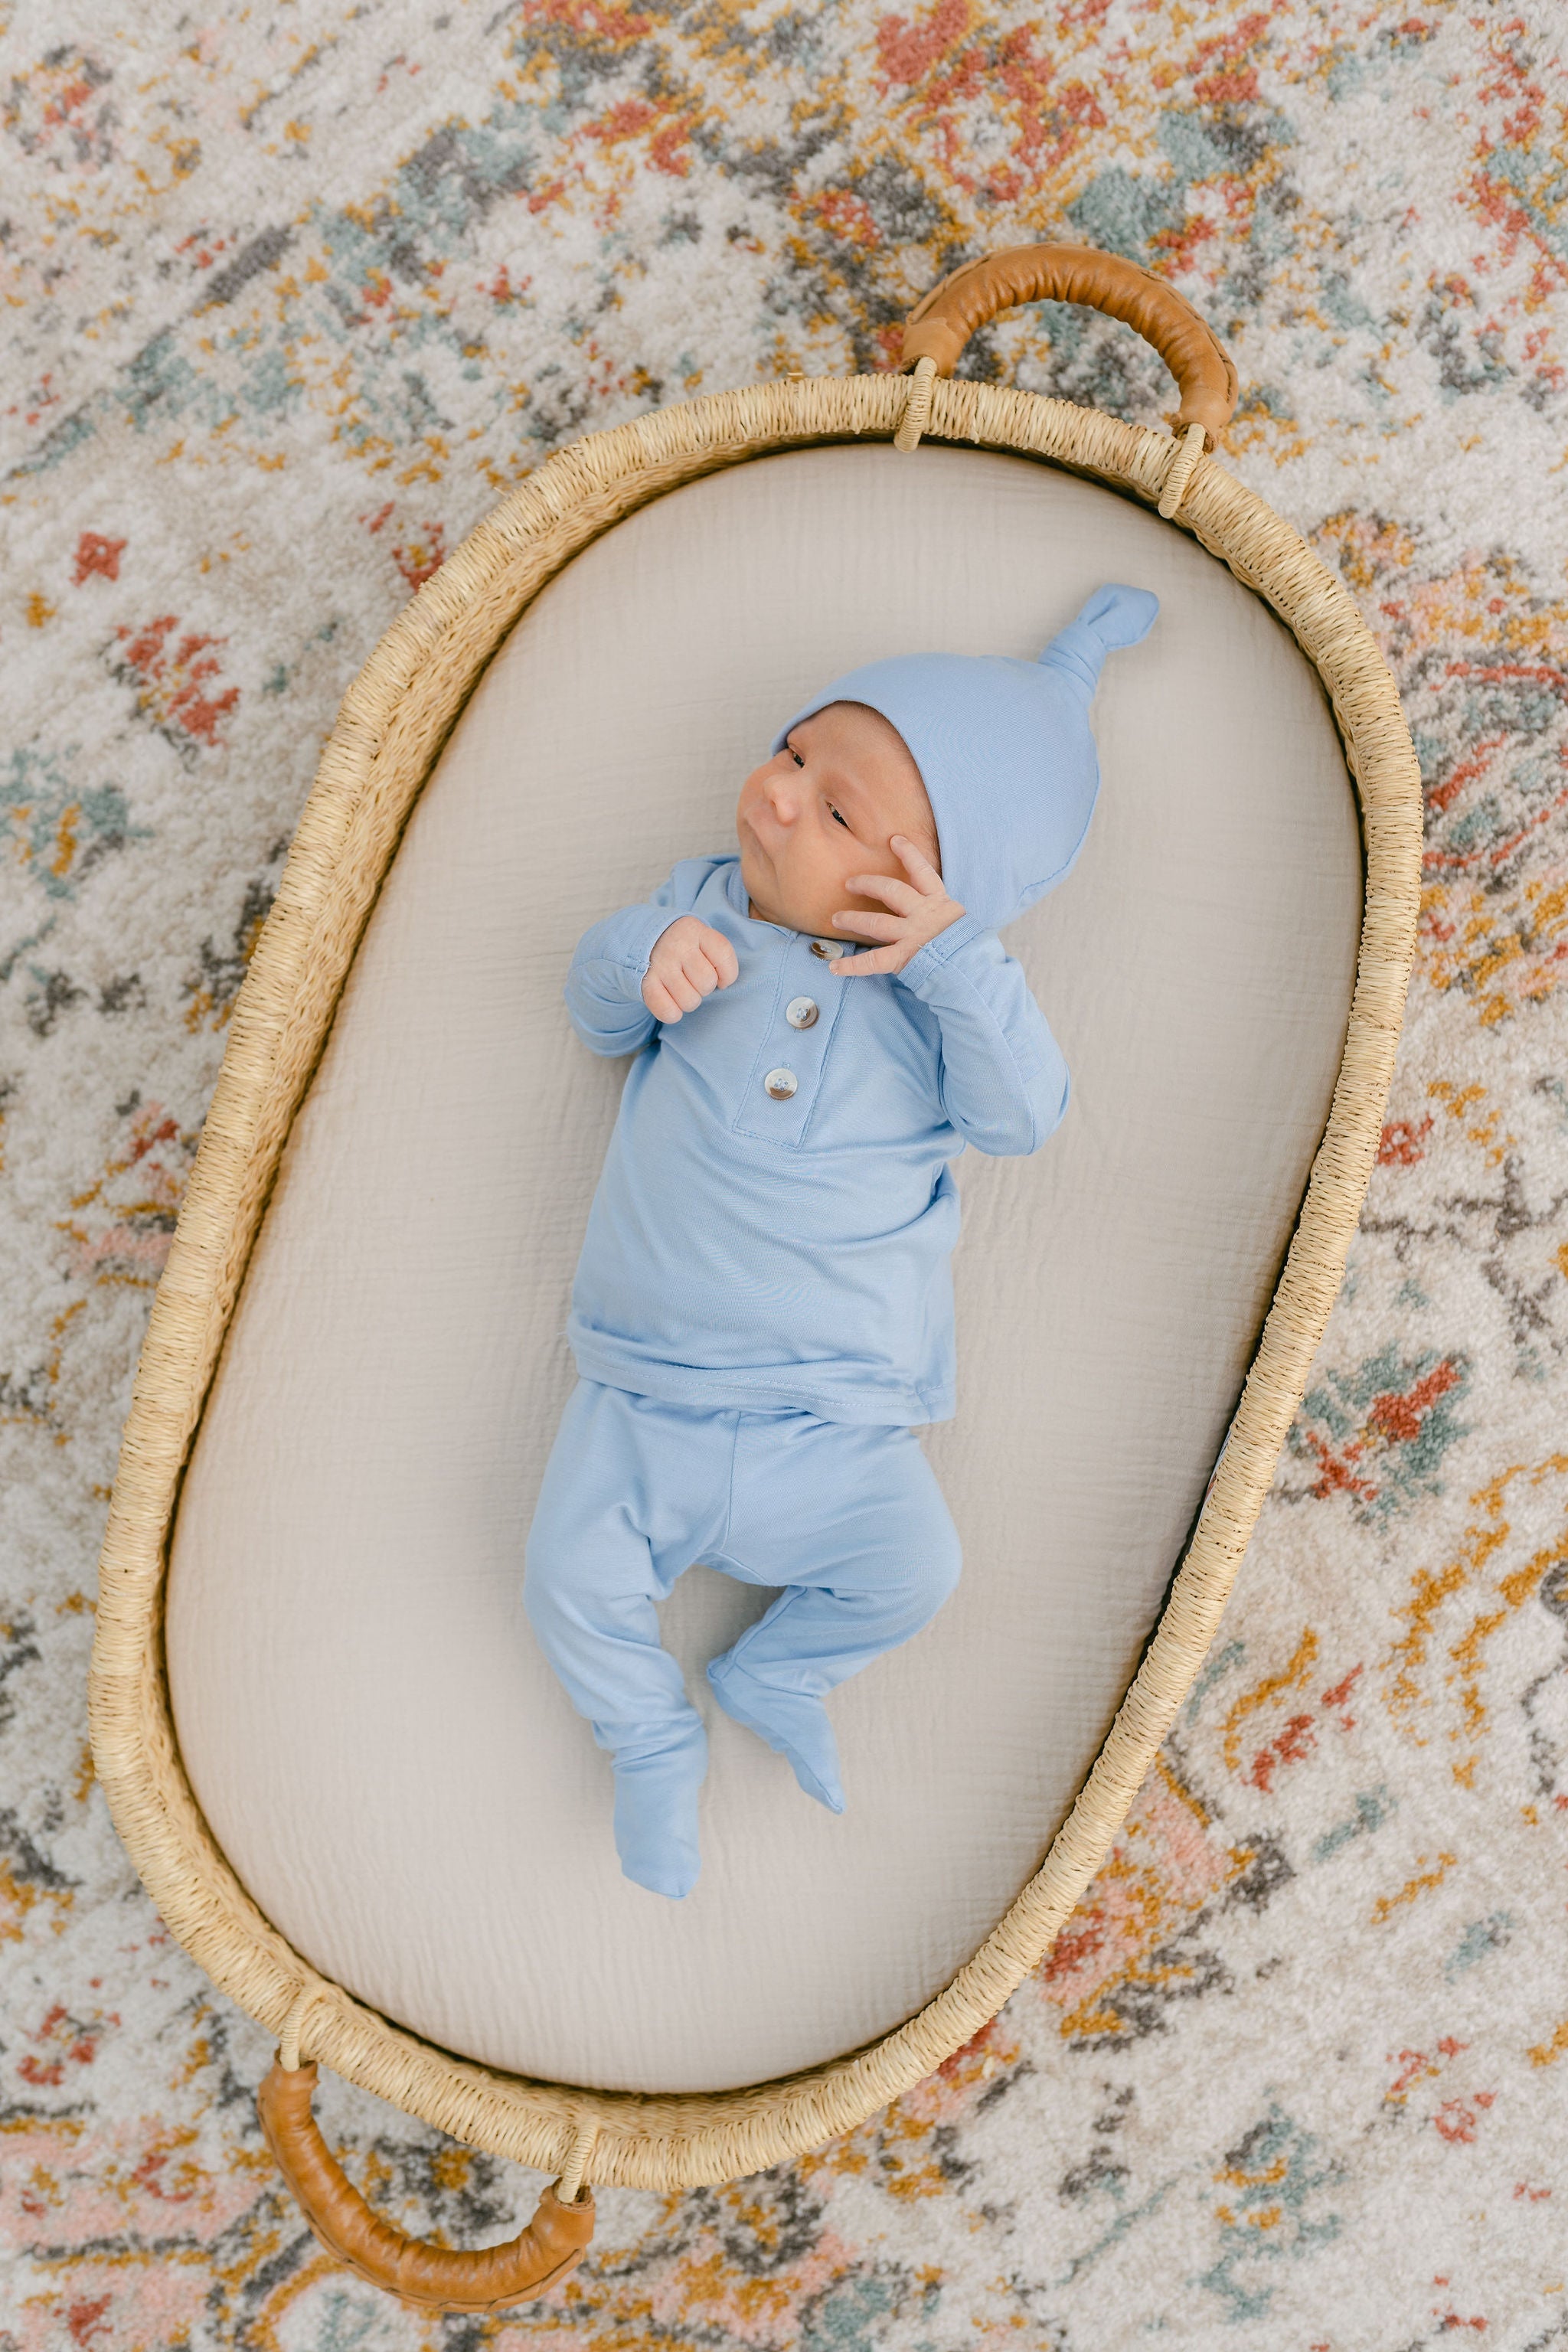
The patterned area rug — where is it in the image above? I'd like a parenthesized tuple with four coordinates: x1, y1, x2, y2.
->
(4, 2, 1567, 2344)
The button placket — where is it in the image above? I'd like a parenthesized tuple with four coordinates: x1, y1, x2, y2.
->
(735, 935, 846, 1143)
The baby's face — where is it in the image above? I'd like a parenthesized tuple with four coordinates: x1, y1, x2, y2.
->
(736, 701, 940, 941)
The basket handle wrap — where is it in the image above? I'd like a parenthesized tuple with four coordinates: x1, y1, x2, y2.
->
(258, 2059, 595, 2314)
(901, 243, 1238, 448)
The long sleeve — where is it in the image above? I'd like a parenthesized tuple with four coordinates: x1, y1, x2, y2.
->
(895, 913, 1069, 1157)
(564, 856, 727, 1057)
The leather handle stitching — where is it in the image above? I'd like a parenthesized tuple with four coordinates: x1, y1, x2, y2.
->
(900, 242, 1238, 447)
(259, 2058, 596, 2314)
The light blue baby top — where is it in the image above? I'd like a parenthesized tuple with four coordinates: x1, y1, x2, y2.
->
(563, 856, 1067, 1425)
(562, 583, 1160, 1428)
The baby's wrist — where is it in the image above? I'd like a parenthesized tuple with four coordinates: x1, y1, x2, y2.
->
(918, 901, 966, 949)
(894, 908, 987, 987)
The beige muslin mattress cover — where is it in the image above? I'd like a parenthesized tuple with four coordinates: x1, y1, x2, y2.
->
(165, 446, 1361, 2096)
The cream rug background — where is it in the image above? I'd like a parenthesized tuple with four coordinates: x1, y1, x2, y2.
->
(2, 3, 1566, 2344)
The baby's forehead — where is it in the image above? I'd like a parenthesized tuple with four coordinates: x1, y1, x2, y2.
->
(800, 701, 928, 792)
(801, 698, 905, 748)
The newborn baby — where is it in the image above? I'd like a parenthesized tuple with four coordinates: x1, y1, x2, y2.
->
(525, 583, 1158, 1896)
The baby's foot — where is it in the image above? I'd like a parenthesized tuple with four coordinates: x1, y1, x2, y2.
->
(612, 1726, 706, 1899)
(706, 1657, 845, 1815)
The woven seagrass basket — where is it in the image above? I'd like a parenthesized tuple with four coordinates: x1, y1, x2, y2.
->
(89, 244, 1422, 2313)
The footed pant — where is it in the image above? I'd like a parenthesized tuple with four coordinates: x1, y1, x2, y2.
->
(523, 1379, 962, 1898)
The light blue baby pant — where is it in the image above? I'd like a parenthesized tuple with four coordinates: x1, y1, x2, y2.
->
(524, 1379, 962, 1898)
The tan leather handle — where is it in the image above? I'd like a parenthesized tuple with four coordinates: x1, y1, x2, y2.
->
(901, 243, 1237, 448)
(259, 2059, 595, 2314)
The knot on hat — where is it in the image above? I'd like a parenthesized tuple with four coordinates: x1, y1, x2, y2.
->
(1036, 583, 1161, 693)
(770, 584, 1159, 932)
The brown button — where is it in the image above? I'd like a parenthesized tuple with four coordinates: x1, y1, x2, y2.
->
(808, 939, 836, 959)
(786, 996, 819, 1029)
(763, 1067, 798, 1100)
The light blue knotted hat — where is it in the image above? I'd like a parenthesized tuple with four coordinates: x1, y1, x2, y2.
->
(773, 583, 1159, 931)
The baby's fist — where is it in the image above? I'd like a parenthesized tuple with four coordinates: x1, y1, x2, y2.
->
(643, 916, 739, 1021)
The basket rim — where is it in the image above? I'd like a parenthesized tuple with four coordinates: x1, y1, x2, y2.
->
(87, 367, 1423, 2193)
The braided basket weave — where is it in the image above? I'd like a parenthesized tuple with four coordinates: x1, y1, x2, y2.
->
(88, 244, 1422, 2311)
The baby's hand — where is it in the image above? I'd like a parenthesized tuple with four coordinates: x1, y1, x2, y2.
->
(642, 916, 740, 1021)
(830, 836, 966, 976)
